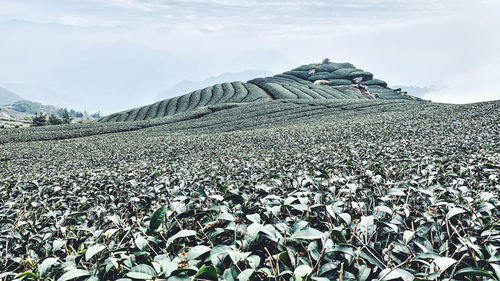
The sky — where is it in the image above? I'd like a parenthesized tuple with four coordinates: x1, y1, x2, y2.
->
(0, 0, 499, 113)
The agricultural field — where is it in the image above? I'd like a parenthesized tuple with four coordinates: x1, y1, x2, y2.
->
(0, 97, 499, 281)
(100, 61, 419, 123)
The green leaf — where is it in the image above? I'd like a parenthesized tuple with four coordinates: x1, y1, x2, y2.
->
(135, 236, 148, 251)
(246, 223, 263, 243)
(374, 206, 393, 216)
(148, 205, 166, 234)
(57, 269, 90, 281)
(403, 230, 414, 245)
(85, 244, 106, 261)
(379, 268, 414, 281)
(387, 188, 406, 196)
(246, 213, 261, 224)
(237, 269, 254, 281)
(187, 245, 211, 260)
(52, 240, 66, 252)
(455, 267, 495, 278)
(358, 264, 371, 281)
(194, 264, 217, 280)
(294, 264, 312, 278)
(447, 207, 466, 219)
(290, 227, 325, 240)
(166, 230, 196, 247)
(14, 272, 39, 279)
(433, 257, 456, 272)
(38, 257, 59, 276)
(338, 213, 351, 225)
(126, 264, 156, 280)
(247, 255, 261, 269)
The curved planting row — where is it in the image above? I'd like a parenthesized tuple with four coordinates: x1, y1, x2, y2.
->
(101, 82, 273, 122)
(100, 61, 420, 122)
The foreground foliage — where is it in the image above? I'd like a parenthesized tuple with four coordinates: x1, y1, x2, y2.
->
(0, 99, 499, 280)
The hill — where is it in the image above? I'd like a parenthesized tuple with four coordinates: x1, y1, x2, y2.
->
(156, 70, 272, 100)
(0, 97, 499, 280)
(1, 60, 498, 280)
(0, 86, 23, 105)
(100, 61, 420, 122)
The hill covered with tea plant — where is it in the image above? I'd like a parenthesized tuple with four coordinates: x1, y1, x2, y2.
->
(0, 60, 499, 281)
(100, 60, 420, 122)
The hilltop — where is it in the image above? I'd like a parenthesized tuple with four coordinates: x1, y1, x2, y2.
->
(100, 60, 420, 122)
(0, 86, 23, 105)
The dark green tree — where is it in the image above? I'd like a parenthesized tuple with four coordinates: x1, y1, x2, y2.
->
(32, 113, 47, 127)
(62, 109, 73, 124)
(48, 114, 62, 125)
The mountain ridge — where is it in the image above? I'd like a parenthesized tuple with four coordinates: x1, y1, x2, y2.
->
(156, 69, 272, 101)
(0, 86, 23, 105)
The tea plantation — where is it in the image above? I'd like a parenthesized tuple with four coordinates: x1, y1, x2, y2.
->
(0, 65, 499, 280)
(99, 61, 419, 123)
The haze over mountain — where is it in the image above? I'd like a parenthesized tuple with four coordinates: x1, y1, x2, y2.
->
(156, 70, 272, 101)
(0, 0, 499, 113)
(2, 83, 72, 108)
(0, 86, 22, 105)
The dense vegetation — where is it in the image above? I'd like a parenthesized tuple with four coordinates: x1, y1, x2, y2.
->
(0, 97, 499, 280)
(100, 61, 420, 123)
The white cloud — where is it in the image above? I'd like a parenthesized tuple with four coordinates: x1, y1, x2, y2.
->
(424, 61, 500, 104)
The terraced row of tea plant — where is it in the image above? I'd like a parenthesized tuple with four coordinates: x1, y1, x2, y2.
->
(100, 61, 420, 123)
(0, 100, 425, 144)
(0, 98, 499, 280)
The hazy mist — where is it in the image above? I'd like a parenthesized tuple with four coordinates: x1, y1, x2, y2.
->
(0, 0, 499, 113)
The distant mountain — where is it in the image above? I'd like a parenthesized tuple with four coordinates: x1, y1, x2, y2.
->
(391, 85, 437, 98)
(102, 60, 422, 122)
(156, 70, 272, 100)
(2, 83, 71, 107)
(0, 86, 23, 105)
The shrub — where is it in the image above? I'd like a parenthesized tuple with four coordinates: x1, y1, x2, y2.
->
(186, 90, 202, 110)
(206, 84, 224, 105)
(292, 63, 320, 71)
(282, 71, 311, 80)
(243, 83, 271, 101)
(166, 96, 180, 115)
(307, 72, 332, 81)
(146, 102, 161, 120)
(126, 108, 141, 121)
(318, 62, 355, 72)
(198, 86, 213, 107)
(176, 93, 191, 114)
(282, 85, 313, 99)
(135, 106, 149, 121)
(328, 79, 352, 86)
(117, 111, 130, 122)
(258, 83, 297, 99)
(156, 99, 170, 117)
(228, 82, 248, 102)
(217, 82, 235, 104)
(361, 79, 388, 88)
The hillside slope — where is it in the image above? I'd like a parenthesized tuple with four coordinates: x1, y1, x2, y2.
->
(0, 86, 23, 105)
(100, 61, 420, 122)
(1, 97, 499, 280)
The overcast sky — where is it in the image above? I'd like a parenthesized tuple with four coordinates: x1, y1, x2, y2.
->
(0, 0, 499, 113)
